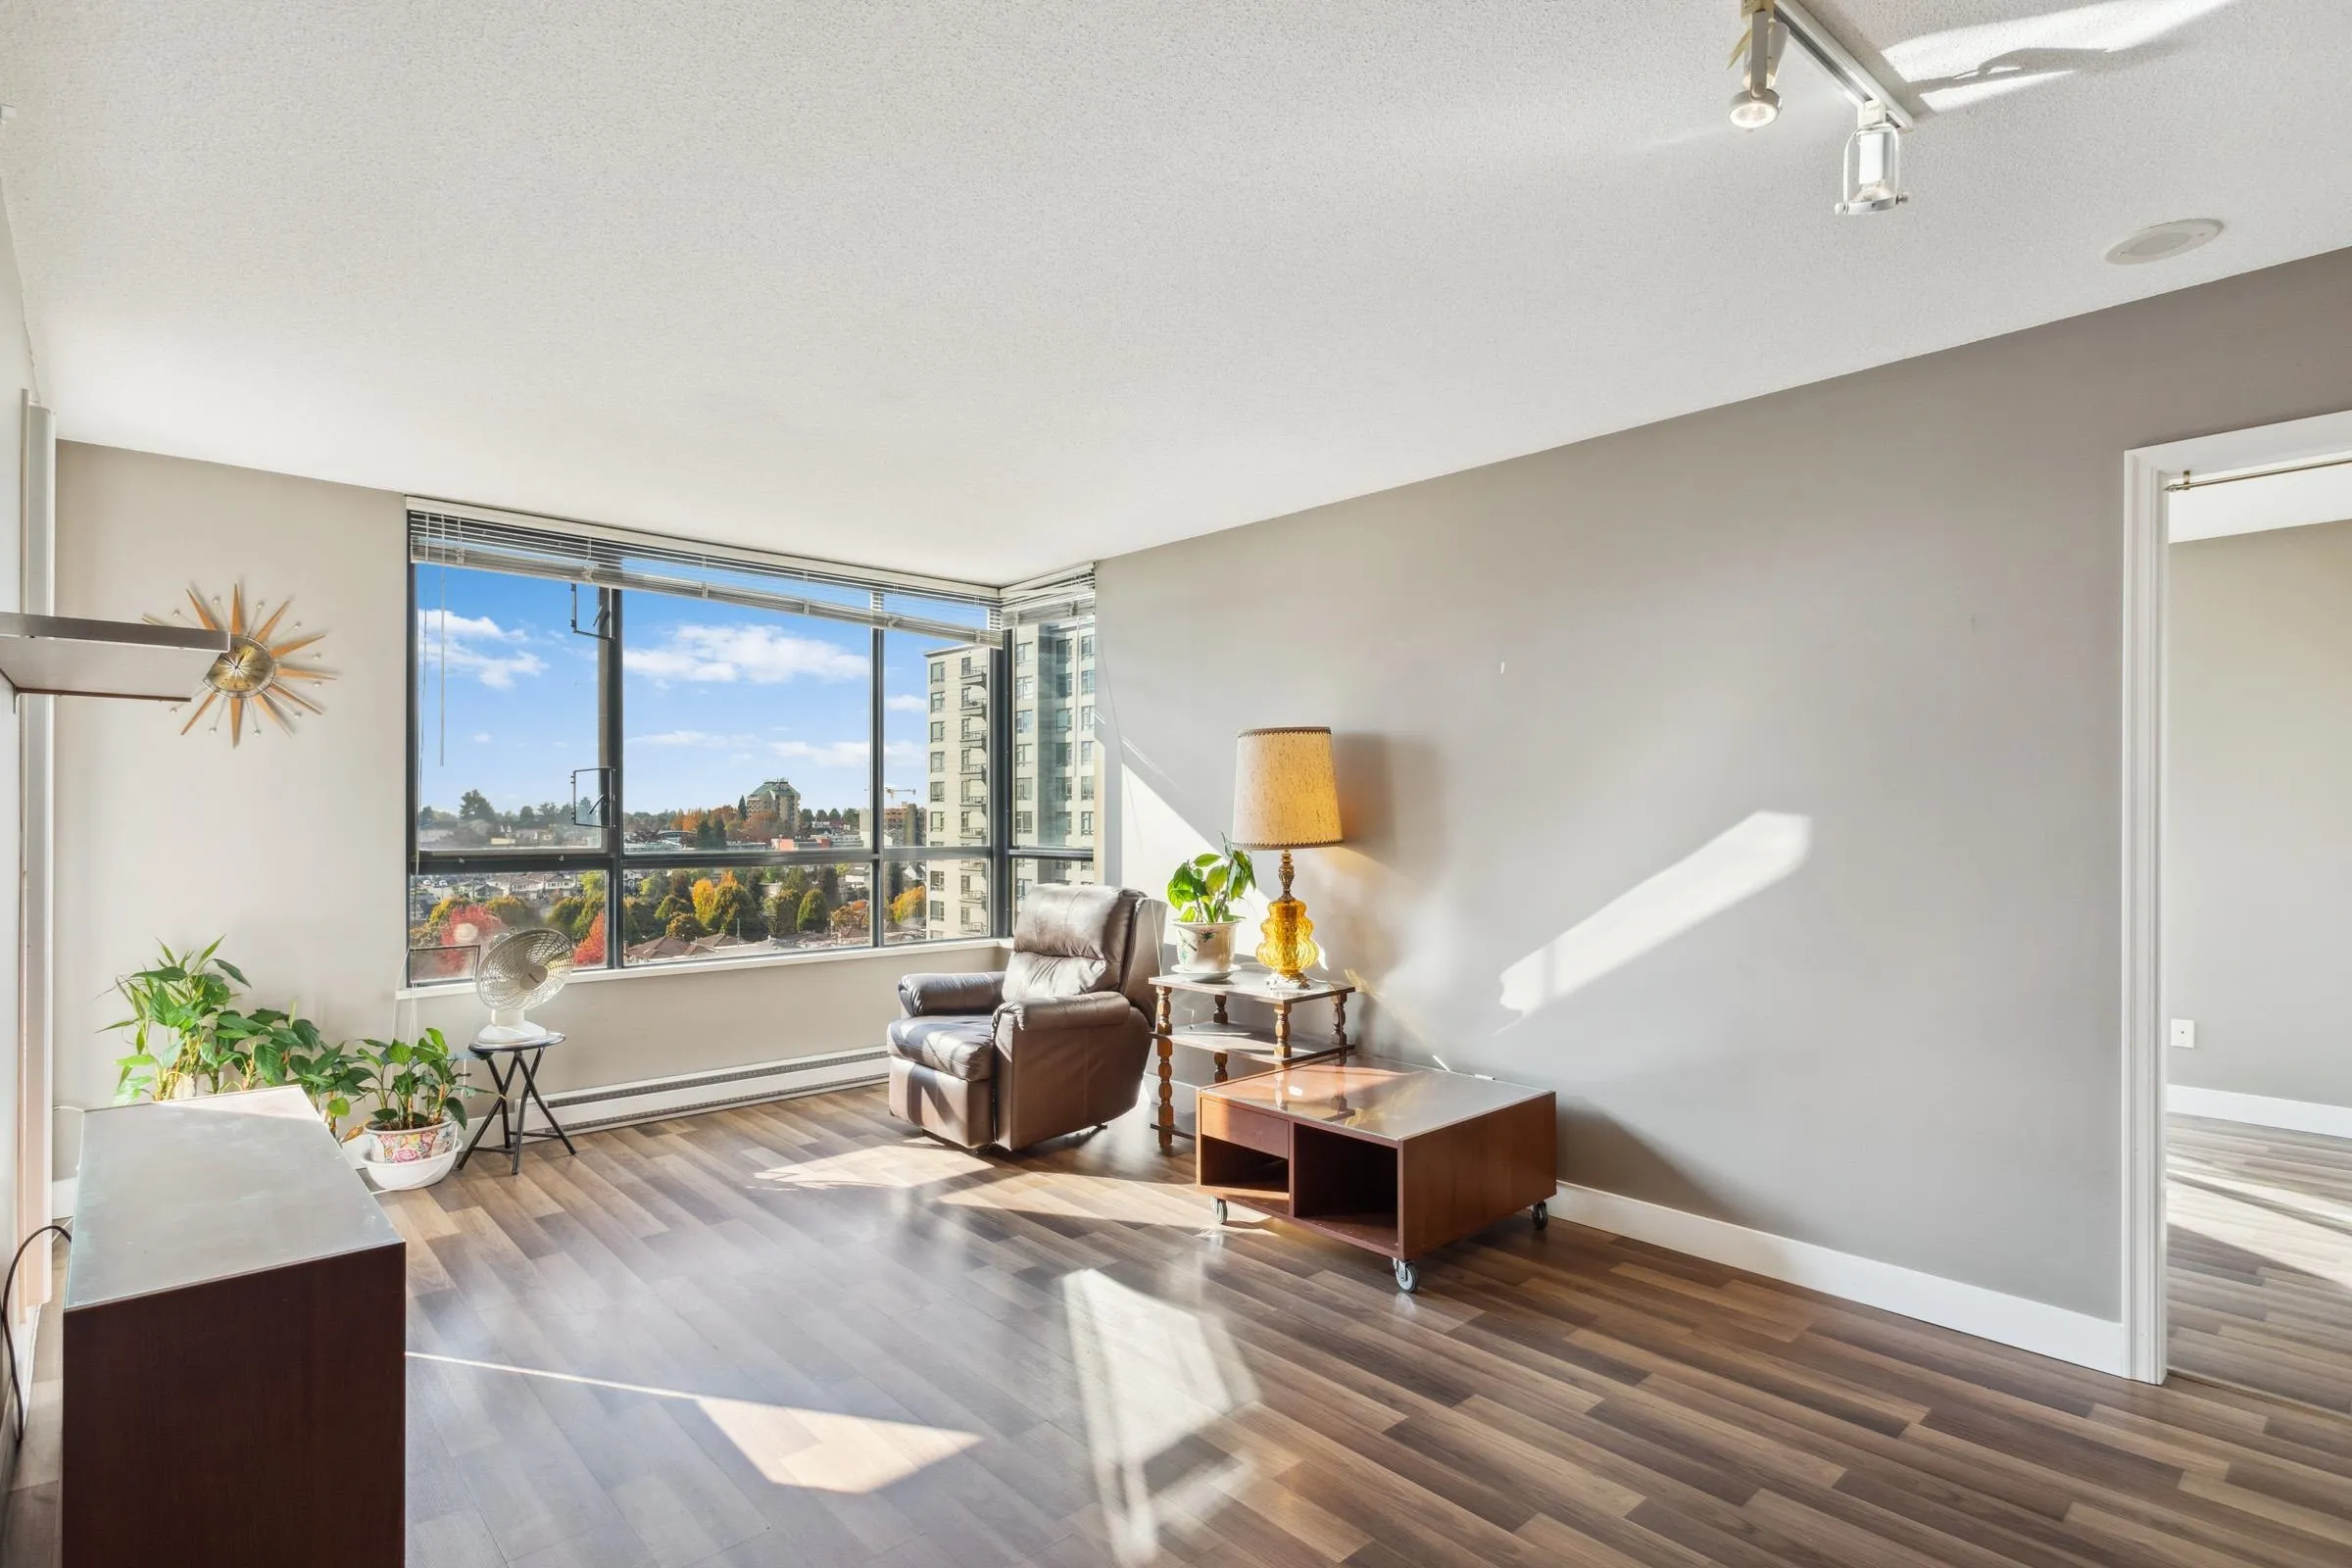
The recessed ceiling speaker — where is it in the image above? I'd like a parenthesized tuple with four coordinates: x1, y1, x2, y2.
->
(2105, 219, 2224, 266)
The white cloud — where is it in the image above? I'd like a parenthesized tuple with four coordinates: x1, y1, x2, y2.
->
(624, 624, 865, 685)
(631, 729, 746, 749)
(471, 731, 491, 744)
(767, 739, 870, 770)
(884, 693, 927, 713)
(416, 609, 546, 689)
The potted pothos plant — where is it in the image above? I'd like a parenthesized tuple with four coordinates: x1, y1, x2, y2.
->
(106, 939, 249, 1102)
(359, 1028, 471, 1166)
(1166, 841, 1255, 980)
(218, 1007, 370, 1144)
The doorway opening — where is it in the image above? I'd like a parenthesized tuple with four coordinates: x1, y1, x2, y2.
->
(2124, 411, 2352, 1402)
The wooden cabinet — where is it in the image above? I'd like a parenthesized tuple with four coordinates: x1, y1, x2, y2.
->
(63, 1089, 405, 1567)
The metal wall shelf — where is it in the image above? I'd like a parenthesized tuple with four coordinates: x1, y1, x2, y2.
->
(0, 612, 228, 702)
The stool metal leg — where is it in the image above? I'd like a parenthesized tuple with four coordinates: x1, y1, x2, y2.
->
(455, 1054, 514, 1173)
(515, 1048, 577, 1158)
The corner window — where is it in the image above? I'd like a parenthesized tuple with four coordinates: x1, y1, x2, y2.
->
(407, 510, 1034, 982)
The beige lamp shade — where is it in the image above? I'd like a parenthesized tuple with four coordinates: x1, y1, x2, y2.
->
(1231, 727, 1343, 849)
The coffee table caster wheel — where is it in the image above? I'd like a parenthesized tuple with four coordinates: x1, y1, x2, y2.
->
(1212, 1199, 1228, 1225)
(1532, 1200, 1548, 1230)
(1393, 1258, 1419, 1294)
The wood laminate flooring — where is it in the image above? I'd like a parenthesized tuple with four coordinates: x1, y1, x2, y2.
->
(13, 1091, 2352, 1565)
(2169, 1111, 2352, 1417)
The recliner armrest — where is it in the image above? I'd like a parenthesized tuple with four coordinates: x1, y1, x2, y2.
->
(899, 971, 1005, 1016)
(995, 991, 1139, 1035)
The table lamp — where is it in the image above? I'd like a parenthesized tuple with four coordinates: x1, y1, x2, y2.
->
(1230, 726, 1344, 988)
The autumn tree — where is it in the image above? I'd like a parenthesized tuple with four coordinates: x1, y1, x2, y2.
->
(796, 888, 830, 934)
(664, 910, 701, 941)
(570, 911, 607, 965)
(830, 900, 870, 941)
(889, 884, 927, 929)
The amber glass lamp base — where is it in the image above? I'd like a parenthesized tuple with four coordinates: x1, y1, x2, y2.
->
(1254, 851, 1322, 987)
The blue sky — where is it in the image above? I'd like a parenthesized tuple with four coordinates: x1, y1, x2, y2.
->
(416, 564, 972, 820)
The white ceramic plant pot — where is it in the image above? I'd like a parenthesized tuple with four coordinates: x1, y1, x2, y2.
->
(361, 1147, 459, 1192)
(361, 1120, 460, 1191)
(1172, 920, 1240, 981)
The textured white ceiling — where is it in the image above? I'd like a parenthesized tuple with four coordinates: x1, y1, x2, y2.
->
(2, 2, 2346, 582)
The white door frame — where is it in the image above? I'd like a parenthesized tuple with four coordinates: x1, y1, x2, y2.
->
(2120, 408, 2352, 1384)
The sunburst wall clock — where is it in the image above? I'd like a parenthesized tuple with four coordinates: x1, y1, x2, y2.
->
(149, 584, 335, 746)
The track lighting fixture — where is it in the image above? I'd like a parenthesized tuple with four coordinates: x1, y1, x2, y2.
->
(1729, 0, 1785, 129)
(1727, 0, 1915, 215)
(1836, 104, 1905, 215)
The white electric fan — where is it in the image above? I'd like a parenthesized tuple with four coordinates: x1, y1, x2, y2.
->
(475, 927, 575, 1044)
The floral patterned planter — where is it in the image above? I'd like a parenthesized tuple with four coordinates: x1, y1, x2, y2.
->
(368, 1121, 454, 1164)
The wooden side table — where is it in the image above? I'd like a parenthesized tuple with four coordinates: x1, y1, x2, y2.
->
(1146, 971, 1354, 1153)
(1197, 1058, 1556, 1293)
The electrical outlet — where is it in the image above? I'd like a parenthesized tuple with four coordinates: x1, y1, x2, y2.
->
(2171, 1019, 2196, 1051)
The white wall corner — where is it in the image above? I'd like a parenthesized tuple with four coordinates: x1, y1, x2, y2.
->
(2168, 1086, 2352, 1141)
(1552, 1183, 2132, 1378)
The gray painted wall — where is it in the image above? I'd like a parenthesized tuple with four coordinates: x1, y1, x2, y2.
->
(1099, 247, 2352, 1320)
(2168, 516, 2352, 1109)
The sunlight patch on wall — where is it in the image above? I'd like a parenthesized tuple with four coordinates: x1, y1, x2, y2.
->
(1498, 811, 1811, 1018)
(1064, 1268, 1257, 1563)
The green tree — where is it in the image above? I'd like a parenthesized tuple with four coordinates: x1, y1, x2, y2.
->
(695, 813, 725, 849)
(549, 896, 589, 939)
(624, 897, 661, 942)
(515, 805, 538, 829)
(707, 880, 765, 940)
(459, 789, 497, 823)
(483, 895, 535, 930)
(819, 865, 840, 901)
(664, 910, 702, 940)
(796, 888, 830, 934)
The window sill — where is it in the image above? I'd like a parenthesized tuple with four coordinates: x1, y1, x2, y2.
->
(394, 936, 1006, 1002)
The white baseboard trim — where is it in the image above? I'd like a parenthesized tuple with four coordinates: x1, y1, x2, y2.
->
(2167, 1085, 2352, 1140)
(1551, 1182, 2130, 1377)
(540, 1047, 887, 1133)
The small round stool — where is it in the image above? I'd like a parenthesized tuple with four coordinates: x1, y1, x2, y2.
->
(455, 1032, 577, 1176)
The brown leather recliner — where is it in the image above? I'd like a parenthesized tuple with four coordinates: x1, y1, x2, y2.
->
(887, 885, 1164, 1151)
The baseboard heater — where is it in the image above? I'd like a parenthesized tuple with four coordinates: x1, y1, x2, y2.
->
(540, 1047, 888, 1133)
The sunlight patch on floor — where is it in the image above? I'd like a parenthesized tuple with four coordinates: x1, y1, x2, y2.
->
(2170, 1171, 2352, 1289)
(1063, 1268, 1257, 1564)
(751, 1140, 992, 1191)
(409, 1352, 978, 1494)
(941, 1171, 1209, 1226)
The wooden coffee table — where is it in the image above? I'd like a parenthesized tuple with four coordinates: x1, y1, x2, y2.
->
(1196, 1058, 1556, 1292)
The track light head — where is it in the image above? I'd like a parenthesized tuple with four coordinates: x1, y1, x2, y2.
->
(1729, 84, 1781, 129)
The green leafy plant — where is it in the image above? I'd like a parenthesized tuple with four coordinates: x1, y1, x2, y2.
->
(359, 1028, 471, 1132)
(106, 939, 249, 1102)
(1167, 841, 1256, 924)
(218, 1007, 369, 1137)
